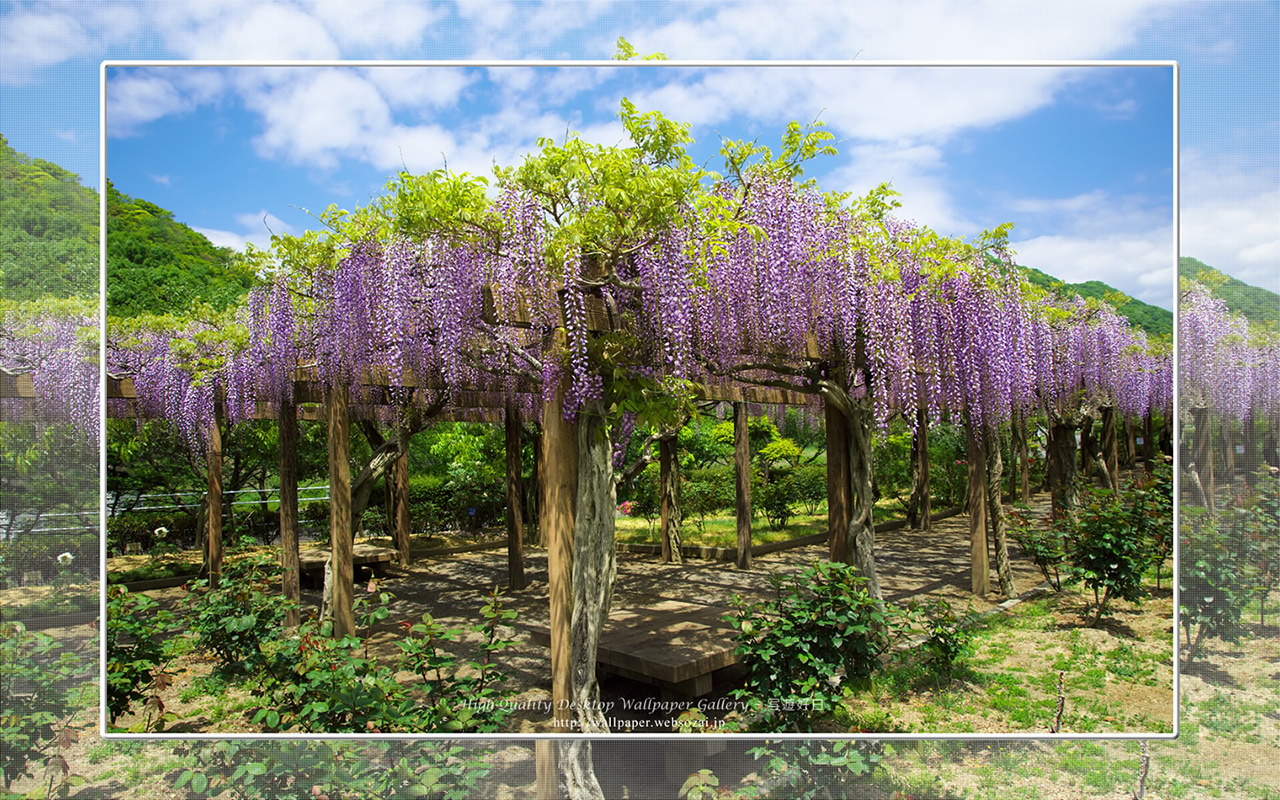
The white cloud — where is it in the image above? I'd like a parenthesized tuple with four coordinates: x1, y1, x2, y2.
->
(824, 141, 972, 235)
(106, 69, 228, 137)
(51, 129, 77, 142)
(152, 1, 340, 60)
(360, 66, 475, 112)
(1013, 229, 1176, 309)
(193, 210, 294, 253)
(149, 174, 171, 186)
(307, 0, 442, 52)
(1180, 147, 1280, 295)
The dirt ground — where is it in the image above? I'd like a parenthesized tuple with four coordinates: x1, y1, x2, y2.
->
(114, 497, 1056, 736)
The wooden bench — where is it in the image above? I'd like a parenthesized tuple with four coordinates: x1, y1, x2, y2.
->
(297, 544, 396, 588)
(529, 599, 740, 698)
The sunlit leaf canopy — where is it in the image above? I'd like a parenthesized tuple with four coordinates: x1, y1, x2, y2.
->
(102, 103, 1174, 450)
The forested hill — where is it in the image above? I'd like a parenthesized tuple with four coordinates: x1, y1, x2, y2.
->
(1019, 265, 1174, 338)
(1180, 256, 1279, 328)
(106, 182, 258, 317)
(0, 134, 99, 299)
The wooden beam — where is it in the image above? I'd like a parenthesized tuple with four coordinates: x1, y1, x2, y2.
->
(535, 740, 558, 800)
(207, 410, 223, 587)
(328, 386, 356, 638)
(505, 403, 527, 590)
(696, 382, 812, 406)
(826, 400, 851, 563)
(734, 402, 752, 570)
(541, 379, 577, 730)
(279, 401, 301, 629)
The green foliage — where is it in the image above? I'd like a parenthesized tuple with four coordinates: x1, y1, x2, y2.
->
(0, 135, 99, 300)
(727, 562, 908, 732)
(174, 740, 496, 799)
(1022, 264, 1173, 337)
(185, 555, 288, 676)
(792, 464, 827, 515)
(921, 600, 977, 680)
(106, 181, 258, 316)
(105, 586, 176, 726)
(872, 424, 914, 509)
(680, 474, 730, 533)
(1008, 505, 1068, 591)
(1180, 256, 1280, 331)
(0, 622, 94, 793)
(678, 419, 730, 469)
(740, 740, 887, 800)
(1066, 489, 1149, 625)
(757, 471, 799, 531)
(928, 423, 970, 507)
(254, 586, 518, 733)
(1180, 508, 1252, 657)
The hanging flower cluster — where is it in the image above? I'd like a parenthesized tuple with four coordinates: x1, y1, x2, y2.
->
(1, 300, 100, 447)
(1180, 282, 1279, 421)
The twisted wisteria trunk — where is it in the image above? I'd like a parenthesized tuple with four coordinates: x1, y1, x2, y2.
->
(983, 429, 1015, 597)
(846, 401, 883, 605)
(1046, 418, 1079, 520)
(569, 402, 617, 733)
(1189, 405, 1215, 514)
(659, 435, 682, 564)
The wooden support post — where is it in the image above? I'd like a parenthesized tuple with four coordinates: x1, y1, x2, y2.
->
(967, 425, 990, 596)
(825, 400, 851, 564)
(541, 382, 577, 731)
(734, 402, 752, 570)
(506, 403, 527, 590)
(279, 402, 301, 628)
(207, 411, 223, 588)
(1142, 412, 1156, 474)
(327, 386, 355, 639)
(535, 739, 558, 800)
(659, 436, 682, 564)
(393, 436, 410, 567)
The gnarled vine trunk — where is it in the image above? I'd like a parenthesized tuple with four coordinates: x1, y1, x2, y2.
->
(906, 409, 931, 531)
(983, 429, 1015, 597)
(1046, 419, 1079, 520)
(659, 435, 682, 564)
(846, 401, 883, 604)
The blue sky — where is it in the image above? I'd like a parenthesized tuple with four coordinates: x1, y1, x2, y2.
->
(2, 1, 1277, 310)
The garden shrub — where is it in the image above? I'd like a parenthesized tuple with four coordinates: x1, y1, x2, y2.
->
(1, 621, 94, 793)
(757, 471, 799, 531)
(920, 600, 976, 680)
(1180, 508, 1251, 657)
(792, 464, 827, 515)
(728, 561, 908, 731)
(626, 463, 661, 532)
(106, 585, 176, 725)
(254, 586, 518, 733)
(0, 529, 98, 589)
(1008, 505, 1068, 591)
(107, 510, 200, 554)
(185, 555, 287, 676)
(740, 740, 887, 800)
(1066, 488, 1149, 626)
(681, 478, 726, 533)
(175, 740, 497, 799)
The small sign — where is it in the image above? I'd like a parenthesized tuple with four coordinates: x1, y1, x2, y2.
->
(1235, 445, 1245, 454)
(467, 507, 477, 516)
(1135, 437, 1144, 445)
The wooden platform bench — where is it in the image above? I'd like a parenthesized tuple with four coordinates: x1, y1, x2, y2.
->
(529, 599, 740, 699)
(297, 544, 396, 589)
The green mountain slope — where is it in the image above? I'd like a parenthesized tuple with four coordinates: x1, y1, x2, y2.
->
(1179, 256, 1279, 327)
(1019, 265, 1174, 338)
(106, 181, 258, 317)
(0, 134, 99, 299)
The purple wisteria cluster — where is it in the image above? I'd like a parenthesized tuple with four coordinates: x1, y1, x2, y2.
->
(1180, 282, 1279, 422)
(1, 303, 100, 447)
(105, 169, 1174, 447)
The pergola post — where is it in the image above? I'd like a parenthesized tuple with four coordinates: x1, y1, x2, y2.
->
(206, 409, 223, 587)
(505, 402, 527, 590)
(279, 401, 301, 628)
(825, 400, 851, 564)
(734, 402, 752, 569)
(659, 435, 682, 564)
(327, 386, 355, 638)
(541, 381, 577, 731)
(967, 424, 990, 595)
